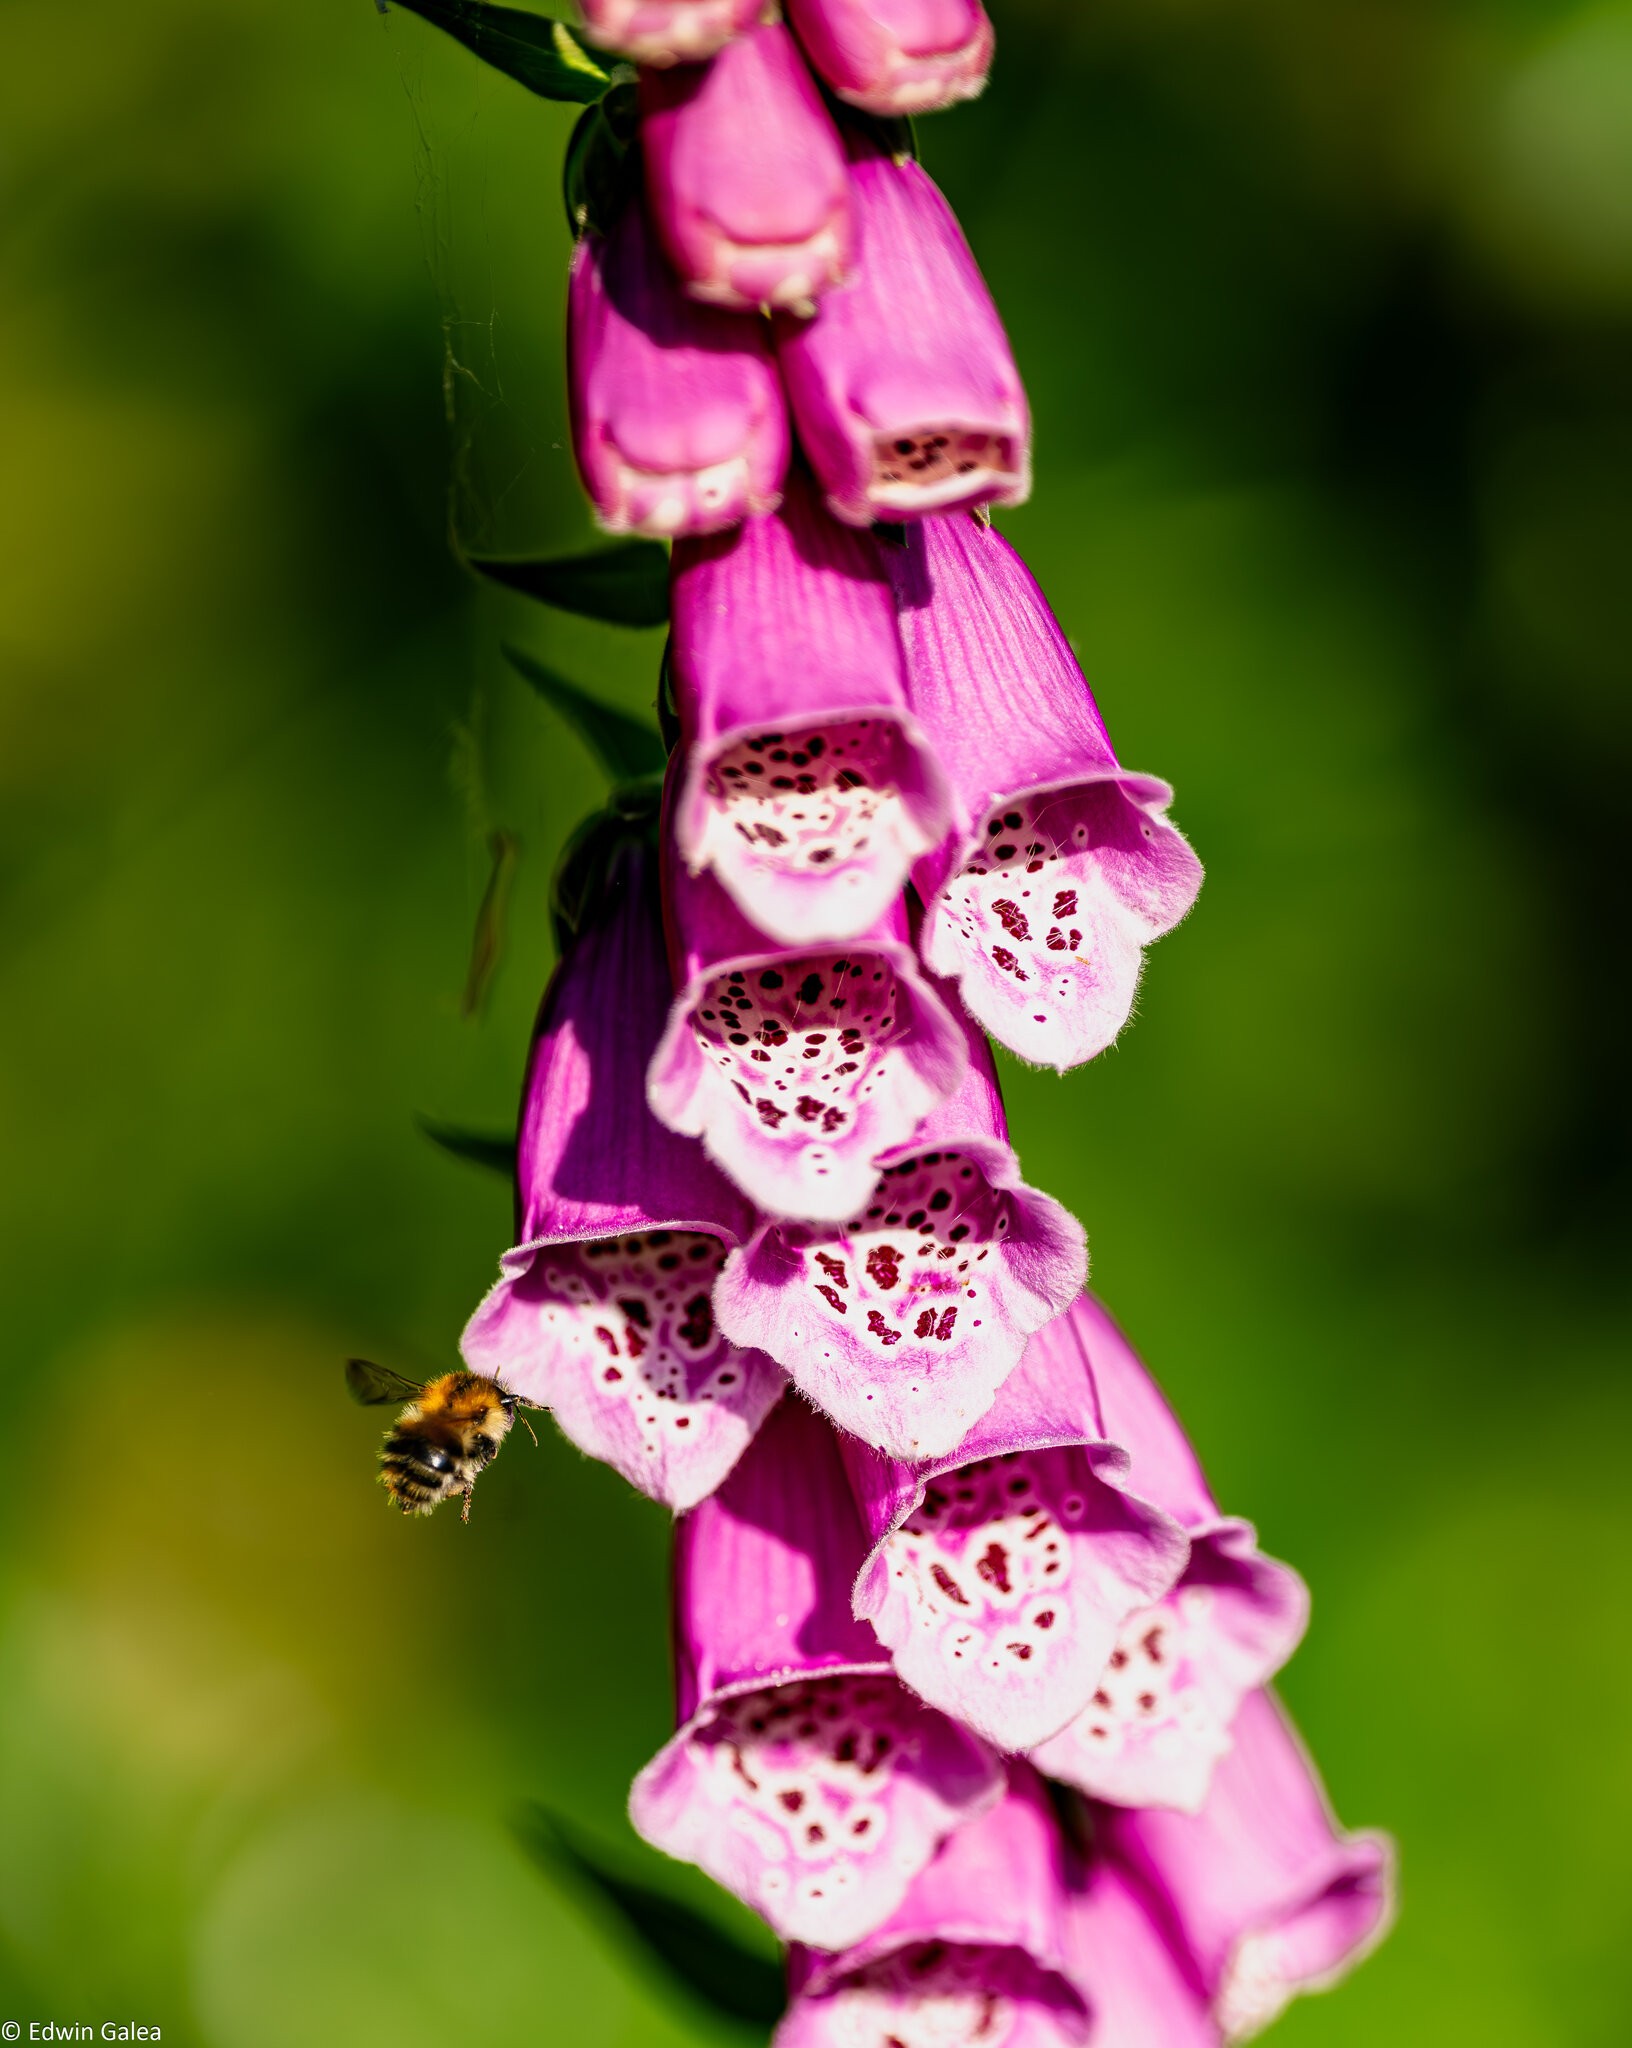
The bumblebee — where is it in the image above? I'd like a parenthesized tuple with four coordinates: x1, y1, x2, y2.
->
(345, 1358, 538, 1521)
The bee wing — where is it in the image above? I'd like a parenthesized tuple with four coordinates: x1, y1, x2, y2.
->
(344, 1357, 427, 1407)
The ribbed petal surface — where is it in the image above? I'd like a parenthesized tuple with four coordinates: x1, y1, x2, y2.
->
(642, 23, 853, 312)
(650, 859, 967, 1222)
(1028, 1298, 1308, 1812)
(568, 196, 789, 538)
(776, 143, 1028, 526)
(579, 0, 759, 66)
(1097, 1690, 1396, 2042)
(841, 1324, 1189, 1752)
(1060, 1861, 1221, 2048)
(713, 1022, 1087, 1461)
(460, 842, 783, 1510)
(630, 1396, 1003, 1949)
(890, 516, 1203, 1070)
(779, 1765, 1089, 2046)
(671, 468, 952, 941)
(787, 0, 994, 115)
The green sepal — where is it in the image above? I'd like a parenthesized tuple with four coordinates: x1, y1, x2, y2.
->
(550, 781, 662, 952)
(502, 645, 666, 783)
(415, 1117, 516, 1177)
(382, 0, 613, 104)
(512, 1803, 785, 2031)
(562, 81, 639, 236)
(472, 538, 671, 629)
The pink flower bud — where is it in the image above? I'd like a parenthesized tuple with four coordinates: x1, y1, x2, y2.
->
(577, 0, 759, 67)
(776, 141, 1028, 526)
(460, 835, 784, 1509)
(787, 0, 994, 116)
(641, 23, 853, 313)
(568, 193, 789, 537)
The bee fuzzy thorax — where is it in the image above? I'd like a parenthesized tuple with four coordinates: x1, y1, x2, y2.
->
(377, 1371, 516, 1518)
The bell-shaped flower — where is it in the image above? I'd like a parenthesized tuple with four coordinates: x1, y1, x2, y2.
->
(888, 516, 1204, 1070)
(649, 853, 968, 1223)
(1096, 1689, 1396, 2042)
(568, 191, 789, 538)
(641, 22, 853, 313)
(670, 467, 952, 943)
(840, 1318, 1190, 1752)
(776, 1763, 1089, 2047)
(460, 830, 783, 1511)
(775, 139, 1028, 527)
(786, 0, 995, 116)
(1028, 1297, 1308, 1812)
(1060, 1859, 1222, 2048)
(630, 1393, 1003, 1950)
(577, 0, 759, 67)
(712, 1020, 1086, 1462)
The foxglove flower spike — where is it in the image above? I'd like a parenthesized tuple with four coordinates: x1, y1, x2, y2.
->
(630, 1395, 1003, 1949)
(890, 516, 1204, 1070)
(461, 830, 783, 1509)
(786, 0, 995, 116)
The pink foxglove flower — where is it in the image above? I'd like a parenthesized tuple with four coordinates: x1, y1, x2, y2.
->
(1097, 1689, 1396, 2042)
(641, 23, 853, 313)
(786, 0, 995, 116)
(777, 1764, 1089, 2048)
(1030, 1296, 1307, 1812)
(577, 0, 758, 67)
(840, 1322, 1189, 1752)
(649, 857, 968, 1222)
(568, 193, 789, 538)
(1060, 1859, 1222, 2048)
(712, 1019, 1086, 1461)
(889, 515, 1204, 1070)
(630, 1394, 1003, 1949)
(775, 141, 1029, 527)
(670, 468, 952, 943)
(461, 835, 783, 1510)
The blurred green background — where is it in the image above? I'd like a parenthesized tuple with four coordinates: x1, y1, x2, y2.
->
(3, 0, 1629, 2040)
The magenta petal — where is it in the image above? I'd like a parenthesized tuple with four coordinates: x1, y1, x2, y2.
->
(568, 196, 789, 538)
(713, 1023, 1087, 1460)
(641, 24, 853, 313)
(671, 468, 953, 942)
(779, 1766, 1089, 2047)
(786, 0, 994, 116)
(1060, 1861, 1221, 2048)
(890, 516, 1204, 1070)
(650, 861, 968, 1222)
(1029, 1298, 1309, 1812)
(1098, 1690, 1396, 2040)
(460, 841, 783, 1510)
(630, 1397, 1003, 1949)
(841, 1327, 1189, 1752)
(775, 144, 1028, 527)
(578, 0, 759, 66)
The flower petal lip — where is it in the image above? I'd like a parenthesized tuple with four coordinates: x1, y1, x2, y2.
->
(577, 0, 760, 67)
(641, 22, 854, 313)
(1060, 1858, 1222, 2048)
(712, 1018, 1088, 1462)
(779, 1764, 1091, 2048)
(890, 514, 1204, 1071)
(1027, 1296, 1309, 1812)
(650, 857, 968, 1223)
(839, 1312, 1190, 1753)
(630, 1394, 1004, 1950)
(1096, 1689, 1397, 2042)
(775, 142, 1029, 528)
(460, 834, 784, 1511)
(568, 194, 790, 539)
(786, 0, 995, 116)
(669, 467, 953, 943)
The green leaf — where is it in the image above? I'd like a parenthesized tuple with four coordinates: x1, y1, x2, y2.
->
(472, 540, 671, 629)
(383, 0, 611, 105)
(502, 645, 666, 782)
(461, 827, 521, 1020)
(416, 1117, 515, 1176)
(513, 1804, 784, 2030)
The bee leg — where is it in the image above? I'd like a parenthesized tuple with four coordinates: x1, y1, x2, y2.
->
(461, 1487, 474, 1525)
